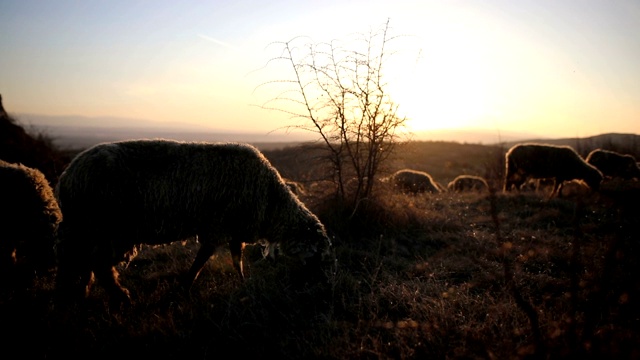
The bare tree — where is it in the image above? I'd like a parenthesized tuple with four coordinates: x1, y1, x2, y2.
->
(256, 20, 410, 212)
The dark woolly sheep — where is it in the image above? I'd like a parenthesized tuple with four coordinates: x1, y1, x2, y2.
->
(447, 175, 489, 193)
(391, 169, 442, 194)
(504, 143, 603, 197)
(585, 149, 640, 180)
(54, 139, 334, 304)
(0, 159, 62, 278)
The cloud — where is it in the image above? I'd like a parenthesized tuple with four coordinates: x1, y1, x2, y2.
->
(197, 33, 237, 50)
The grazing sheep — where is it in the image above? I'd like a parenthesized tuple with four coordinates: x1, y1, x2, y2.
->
(54, 139, 334, 304)
(391, 169, 442, 194)
(504, 143, 603, 197)
(447, 175, 489, 193)
(0, 159, 61, 278)
(585, 149, 640, 180)
(559, 179, 591, 198)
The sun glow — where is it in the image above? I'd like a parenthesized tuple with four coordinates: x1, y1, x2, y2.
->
(391, 71, 492, 132)
(387, 51, 494, 133)
(382, 10, 503, 134)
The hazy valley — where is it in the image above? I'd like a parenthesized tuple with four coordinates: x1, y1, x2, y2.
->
(15, 113, 640, 154)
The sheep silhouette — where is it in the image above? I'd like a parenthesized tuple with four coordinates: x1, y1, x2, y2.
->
(391, 169, 442, 194)
(504, 143, 603, 197)
(54, 139, 334, 305)
(585, 149, 640, 180)
(0, 159, 61, 280)
(447, 175, 488, 193)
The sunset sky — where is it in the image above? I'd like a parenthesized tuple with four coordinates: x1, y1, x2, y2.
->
(1, 0, 639, 141)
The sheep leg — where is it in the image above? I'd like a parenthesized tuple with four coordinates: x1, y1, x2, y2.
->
(555, 180, 566, 198)
(550, 180, 561, 198)
(0, 244, 16, 283)
(54, 264, 94, 304)
(184, 241, 216, 288)
(504, 175, 520, 192)
(93, 265, 131, 306)
(0, 243, 16, 267)
(229, 240, 246, 279)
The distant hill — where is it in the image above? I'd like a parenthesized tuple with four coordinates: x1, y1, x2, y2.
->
(0, 98, 69, 183)
(503, 133, 640, 158)
(411, 128, 548, 144)
(15, 113, 546, 149)
(263, 133, 640, 191)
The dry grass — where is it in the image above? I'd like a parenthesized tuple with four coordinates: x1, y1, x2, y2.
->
(2, 145, 640, 359)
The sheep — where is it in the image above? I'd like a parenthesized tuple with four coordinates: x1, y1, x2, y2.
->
(391, 169, 442, 194)
(54, 139, 334, 305)
(0, 159, 62, 279)
(503, 143, 603, 197)
(559, 179, 591, 198)
(447, 175, 489, 193)
(585, 149, 640, 180)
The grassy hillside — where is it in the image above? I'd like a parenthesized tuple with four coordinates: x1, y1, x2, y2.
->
(263, 141, 508, 192)
(2, 135, 640, 359)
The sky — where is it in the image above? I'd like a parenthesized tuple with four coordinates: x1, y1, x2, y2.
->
(1, 0, 639, 141)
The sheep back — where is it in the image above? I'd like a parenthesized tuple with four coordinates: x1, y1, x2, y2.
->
(586, 149, 640, 180)
(447, 175, 489, 193)
(391, 169, 441, 194)
(0, 159, 61, 276)
(504, 143, 603, 196)
(54, 139, 333, 303)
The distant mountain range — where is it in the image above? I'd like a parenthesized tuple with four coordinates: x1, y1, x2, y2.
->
(12, 113, 640, 155)
(15, 113, 319, 150)
(13, 113, 546, 147)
